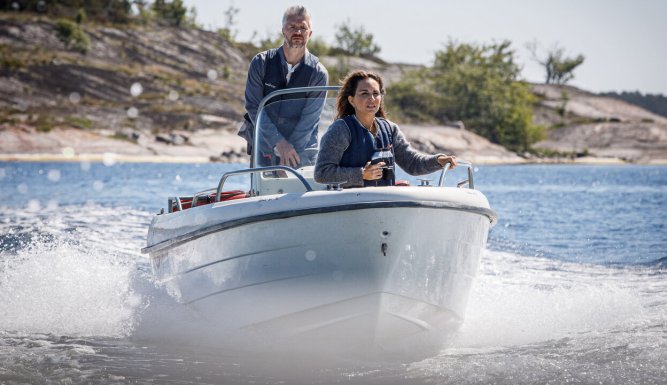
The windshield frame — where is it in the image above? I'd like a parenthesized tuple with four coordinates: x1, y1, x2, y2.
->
(252, 85, 340, 169)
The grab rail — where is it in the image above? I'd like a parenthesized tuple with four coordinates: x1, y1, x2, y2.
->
(192, 188, 216, 204)
(438, 160, 474, 189)
(216, 166, 313, 201)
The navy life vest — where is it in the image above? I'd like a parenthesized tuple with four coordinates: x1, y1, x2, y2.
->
(340, 115, 395, 186)
(262, 48, 318, 142)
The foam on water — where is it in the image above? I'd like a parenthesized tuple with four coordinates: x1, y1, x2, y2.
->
(0, 205, 149, 338)
(400, 250, 667, 384)
(452, 250, 658, 348)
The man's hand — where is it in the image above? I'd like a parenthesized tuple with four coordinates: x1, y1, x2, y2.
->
(275, 139, 301, 168)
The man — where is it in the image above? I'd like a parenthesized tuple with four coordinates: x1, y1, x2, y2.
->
(240, 5, 328, 167)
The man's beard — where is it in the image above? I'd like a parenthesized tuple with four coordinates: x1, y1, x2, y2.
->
(284, 35, 305, 49)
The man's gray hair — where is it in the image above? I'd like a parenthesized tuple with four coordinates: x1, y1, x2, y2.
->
(282, 5, 311, 27)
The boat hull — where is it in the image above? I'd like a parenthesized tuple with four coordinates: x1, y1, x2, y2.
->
(145, 187, 494, 355)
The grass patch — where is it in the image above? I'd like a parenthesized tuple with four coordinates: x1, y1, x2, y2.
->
(34, 115, 55, 132)
(64, 116, 94, 129)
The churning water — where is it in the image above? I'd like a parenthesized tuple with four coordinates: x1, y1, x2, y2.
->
(0, 162, 665, 384)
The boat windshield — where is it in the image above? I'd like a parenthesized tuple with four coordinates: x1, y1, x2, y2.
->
(252, 86, 339, 169)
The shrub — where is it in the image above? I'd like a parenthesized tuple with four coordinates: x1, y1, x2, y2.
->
(307, 37, 330, 57)
(56, 18, 89, 53)
(333, 19, 380, 57)
(388, 40, 545, 151)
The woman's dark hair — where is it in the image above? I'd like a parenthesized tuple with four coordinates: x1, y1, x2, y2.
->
(335, 70, 387, 119)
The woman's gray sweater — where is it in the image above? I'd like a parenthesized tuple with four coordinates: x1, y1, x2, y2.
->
(314, 118, 444, 187)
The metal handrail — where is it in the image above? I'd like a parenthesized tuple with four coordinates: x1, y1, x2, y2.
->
(216, 166, 313, 202)
(168, 196, 183, 212)
(192, 188, 217, 205)
(438, 160, 475, 189)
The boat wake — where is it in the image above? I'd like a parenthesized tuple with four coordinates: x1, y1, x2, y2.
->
(1, 204, 665, 383)
(0, 205, 148, 338)
(453, 250, 662, 348)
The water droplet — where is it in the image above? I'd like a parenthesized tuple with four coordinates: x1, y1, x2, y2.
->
(207, 69, 218, 81)
(11, 2, 19, 11)
(174, 175, 182, 183)
(102, 153, 117, 166)
(47, 169, 61, 182)
(27, 199, 41, 212)
(46, 199, 59, 210)
(62, 147, 75, 158)
(305, 250, 317, 261)
(93, 180, 104, 191)
(168, 90, 179, 101)
(130, 82, 143, 97)
(332, 270, 344, 281)
(69, 92, 81, 104)
(17, 183, 28, 194)
(127, 107, 139, 119)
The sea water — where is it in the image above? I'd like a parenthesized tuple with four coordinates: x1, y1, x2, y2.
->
(0, 162, 665, 384)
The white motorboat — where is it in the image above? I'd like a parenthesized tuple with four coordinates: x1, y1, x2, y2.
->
(142, 86, 497, 357)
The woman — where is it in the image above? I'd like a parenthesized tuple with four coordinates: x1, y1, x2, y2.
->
(315, 70, 456, 187)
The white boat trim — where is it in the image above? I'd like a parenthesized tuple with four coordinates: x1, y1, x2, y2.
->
(141, 199, 497, 254)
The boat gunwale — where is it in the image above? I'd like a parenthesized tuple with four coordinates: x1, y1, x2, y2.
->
(141, 199, 497, 254)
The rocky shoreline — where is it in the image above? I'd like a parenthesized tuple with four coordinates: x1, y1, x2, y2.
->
(1, 18, 666, 166)
(0, 121, 648, 165)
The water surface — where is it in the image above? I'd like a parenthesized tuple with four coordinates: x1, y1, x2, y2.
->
(1, 162, 665, 384)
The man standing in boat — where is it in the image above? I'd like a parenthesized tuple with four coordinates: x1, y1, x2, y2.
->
(239, 5, 329, 168)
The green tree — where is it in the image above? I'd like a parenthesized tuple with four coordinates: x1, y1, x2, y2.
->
(528, 41, 585, 85)
(307, 36, 330, 58)
(75, 7, 86, 24)
(152, 0, 190, 27)
(388, 40, 544, 151)
(253, 32, 283, 52)
(56, 18, 90, 53)
(385, 69, 444, 122)
(333, 19, 380, 57)
(217, 4, 239, 42)
(1, 0, 134, 23)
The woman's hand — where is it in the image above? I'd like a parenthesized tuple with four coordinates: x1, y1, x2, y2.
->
(362, 161, 385, 180)
(437, 155, 457, 169)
